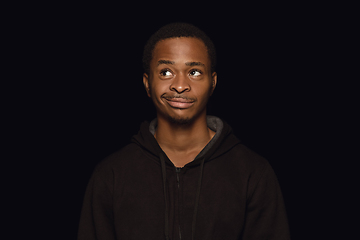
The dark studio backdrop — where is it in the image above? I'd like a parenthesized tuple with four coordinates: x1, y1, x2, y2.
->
(14, 3, 351, 240)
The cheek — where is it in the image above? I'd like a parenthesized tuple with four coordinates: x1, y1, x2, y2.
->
(150, 81, 166, 98)
(149, 81, 168, 107)
(194, 83, 213, 100)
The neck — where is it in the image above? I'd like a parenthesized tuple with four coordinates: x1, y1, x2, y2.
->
(155, 113, 215, 154)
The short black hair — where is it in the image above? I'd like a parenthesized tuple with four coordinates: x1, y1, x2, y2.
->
(142, 22, 217, 75)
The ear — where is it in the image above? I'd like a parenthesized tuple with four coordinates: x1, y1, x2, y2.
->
(210, 72, 217, 96)
(143, 73, 151, 97)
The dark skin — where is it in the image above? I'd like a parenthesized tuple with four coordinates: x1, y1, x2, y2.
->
(143, 37, 217, 167)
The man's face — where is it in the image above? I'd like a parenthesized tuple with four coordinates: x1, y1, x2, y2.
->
(143, 37, 217, 124)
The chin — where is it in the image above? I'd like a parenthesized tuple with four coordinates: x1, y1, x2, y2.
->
(166, 108, 205, 126)
(168, 115, 193, 125)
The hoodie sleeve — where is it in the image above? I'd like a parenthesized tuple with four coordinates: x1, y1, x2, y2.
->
(241, 163, 291, 240)
(78, 164, 116, 240)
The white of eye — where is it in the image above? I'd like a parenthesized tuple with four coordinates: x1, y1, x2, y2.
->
(190, 70, 202, 77)
(161, 70, 173, 77)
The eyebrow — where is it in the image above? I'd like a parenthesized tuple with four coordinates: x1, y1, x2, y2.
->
(157, 60, 205, 67)
(157, 60, 175, 66)
(185, 62, 205, 67)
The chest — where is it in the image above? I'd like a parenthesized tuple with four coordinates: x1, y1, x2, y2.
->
(113, 165, 247, 239)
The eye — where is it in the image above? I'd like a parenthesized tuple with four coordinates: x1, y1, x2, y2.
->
(159, 69, 174, 78)
(189, 69, 202, 77)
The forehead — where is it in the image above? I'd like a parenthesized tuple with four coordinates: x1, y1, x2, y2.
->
(152, 37, 210, 67)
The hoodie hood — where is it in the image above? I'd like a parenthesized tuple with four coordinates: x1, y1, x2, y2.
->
(131, 115, 241, 168)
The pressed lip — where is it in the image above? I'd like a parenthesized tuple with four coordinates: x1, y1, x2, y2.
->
(163, 97, 195, 109)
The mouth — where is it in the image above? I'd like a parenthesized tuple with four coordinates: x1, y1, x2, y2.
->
(163, 97, 195, 109)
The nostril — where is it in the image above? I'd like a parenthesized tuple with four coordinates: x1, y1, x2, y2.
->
(170, 83, 191, 93)
(170, 86, 190, 94)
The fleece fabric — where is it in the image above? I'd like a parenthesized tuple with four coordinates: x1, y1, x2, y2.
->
(78, 116, 290, 240)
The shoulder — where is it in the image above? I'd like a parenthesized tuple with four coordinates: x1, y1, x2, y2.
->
(218, 143, 279, 186)
(223, 144, 282, 198)
(92, 143, 144, 176)
(229, 144, 271, 171)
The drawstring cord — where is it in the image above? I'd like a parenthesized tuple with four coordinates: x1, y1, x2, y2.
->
(192, 157, 205, 240)
(160, 154, 170, 240)
(160, 153, 206, 240)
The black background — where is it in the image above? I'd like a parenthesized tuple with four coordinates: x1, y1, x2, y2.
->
(8, 2, 353, 240)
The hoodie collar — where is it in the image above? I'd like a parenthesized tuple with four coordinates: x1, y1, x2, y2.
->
(149, 115, 223, 138)
(131, 116, 240, 167)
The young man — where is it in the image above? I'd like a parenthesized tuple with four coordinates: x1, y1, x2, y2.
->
(78, 23, 290, 240)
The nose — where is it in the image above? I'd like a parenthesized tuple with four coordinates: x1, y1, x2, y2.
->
(169, 73, 190, 93)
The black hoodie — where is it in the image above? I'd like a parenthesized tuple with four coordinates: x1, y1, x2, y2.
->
(78, 116, 290, 240)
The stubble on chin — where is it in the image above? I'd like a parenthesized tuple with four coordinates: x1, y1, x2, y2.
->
(167, 114, 192, 126)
